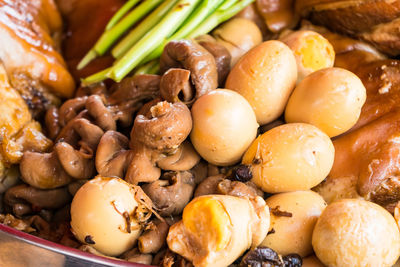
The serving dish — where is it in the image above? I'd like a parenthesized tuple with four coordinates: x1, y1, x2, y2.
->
(0, 224, 145, 267)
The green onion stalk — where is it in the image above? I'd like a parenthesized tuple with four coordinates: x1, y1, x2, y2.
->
(112, 0, 179, 59)
(82, 0, 202, 84)
(187, 0, 255, 38)
(136, 0, 225, 63)
(134, 59, 160, 75)
(78, 0, 163, 70)
(105, 0, 140, 30)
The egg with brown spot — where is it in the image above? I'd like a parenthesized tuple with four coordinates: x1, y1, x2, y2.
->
(70, 176, 144, 256)
(262, 190, 327, 257)
(242, 123, 334, 193)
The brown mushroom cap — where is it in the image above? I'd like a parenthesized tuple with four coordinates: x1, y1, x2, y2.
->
(132, 101, 192, 151)
(160, 39, 218, 99)
(138, 219, 169, 254)
(45, 106, 60, 140)
(142, 171, 195, 216)
(125, 143, 162, 185)
(159, 68, 194, 104)
(4, 184, 71, 211)
(96, 130, 132, 178)
(54, 142, 95, 180)
(157, 141, 200, 172)
(58, 96, 88, 127)
(85, 95, 116, 131)
(53, 117, 103, 180)
(108, 74, 161, 127)
(194, 175, 225, 197)
(20, 151, 73, 189)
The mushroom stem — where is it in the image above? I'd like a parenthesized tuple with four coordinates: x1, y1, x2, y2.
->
(20, 151, 73, 189)
(138, 219, 169, 254)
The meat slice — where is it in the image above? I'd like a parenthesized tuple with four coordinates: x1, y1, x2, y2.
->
(0, 0, 75, 117)
(0, 62, 52, 191)
(296, 0, 400, 56)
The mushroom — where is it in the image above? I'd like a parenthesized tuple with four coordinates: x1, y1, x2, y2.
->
(4, 184, 71, 216)
(54, 118, 103, 179)
(48, 74, 161, 142)
(95, 131, 133, 178)
(157, 141, 200, 172)
(107, 74, 161, 127)
(126, 143, 162, 184)
(194, 174, 263, 199)
(20, 150, 73, 189)
(160, 39, 218, 100)
(58, 96, 88, 127)
(194, 175, 225, 197)
(122, 248, 153, 265)
(159, 68, 194, 104)
(196, 34, 232, 86)
(132, 101, 192, 151)
(45, 106, 60, 140)
(190, 160, 208, 184)
(53, 142, 95, 180)
(138, 219, 169, 254)
(85, 95, 116, 131)
(142, 171, 195, 216)
(20, 117, 104, 188)
(125, 100, 192, 184)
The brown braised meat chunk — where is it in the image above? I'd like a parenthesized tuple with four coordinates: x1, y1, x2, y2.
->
(296, 0, 400, 56)
(315, 110, 400, 212)
(0, 0, 75, 117)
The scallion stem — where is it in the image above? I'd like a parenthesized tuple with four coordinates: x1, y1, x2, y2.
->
(112, 0, 179, 59)
(108, 0, 202, 82)
(105, 0, 140, 30)
(139, 0, 226, 64)
(187, 0, 255, 39)
(83, 0, 201, 84)
(78, 0, 163, 70)
(134, 59, 160, 75)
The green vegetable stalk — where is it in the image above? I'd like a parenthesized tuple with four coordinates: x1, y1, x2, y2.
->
(82, 0, 201, 84)
(112, 0, 179, 59)
(78, 0, 163, 70)
(187, 0, 255, 38)
(141, 0, 225, 63)
(105, 0, 140, 30)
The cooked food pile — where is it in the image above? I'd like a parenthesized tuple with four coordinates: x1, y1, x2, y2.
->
(1, 0, 400, 267)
